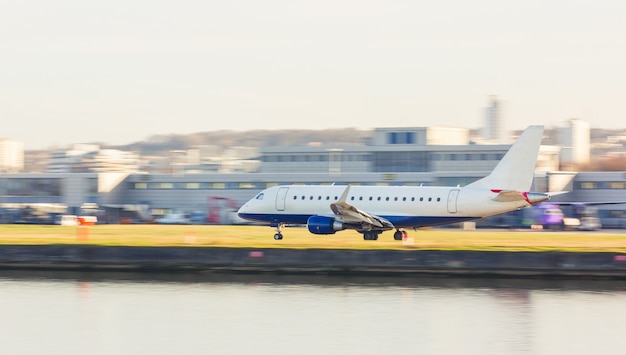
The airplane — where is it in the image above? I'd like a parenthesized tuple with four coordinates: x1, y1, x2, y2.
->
(237, 125, 562, 241)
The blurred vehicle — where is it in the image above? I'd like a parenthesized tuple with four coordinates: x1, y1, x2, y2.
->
(207, 196, 237, 224)
(155, 213, 190, 224)
(597, 209, 626, 229)
(189, 211, 207, 224)
(77, 216, 98, 226)
(54, 215, 97, 226)
(561, 205, 602, 231)
(101, 204, 152, 224)
(531, 204, 565, 230)
(55, 215, 79, 226)
(475, 202, 619, 231)
(517, 203, 602, 231)
(556, 202, 626, 231)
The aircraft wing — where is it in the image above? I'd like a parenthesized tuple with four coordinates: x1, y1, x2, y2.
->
(329, 186, 395, 230)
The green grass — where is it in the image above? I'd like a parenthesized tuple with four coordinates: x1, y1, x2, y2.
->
(1, 224, 626, 252)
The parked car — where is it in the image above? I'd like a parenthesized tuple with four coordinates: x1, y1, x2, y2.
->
(155, 213, 190, 224)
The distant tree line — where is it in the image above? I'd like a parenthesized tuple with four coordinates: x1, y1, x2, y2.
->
(23, 127, 626, 172)
(112, 128, 373, 155)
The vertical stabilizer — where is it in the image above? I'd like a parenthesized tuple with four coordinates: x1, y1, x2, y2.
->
(466, 125, 544, 191)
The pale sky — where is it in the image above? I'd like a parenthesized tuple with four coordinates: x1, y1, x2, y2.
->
(2, 0, 625, 149)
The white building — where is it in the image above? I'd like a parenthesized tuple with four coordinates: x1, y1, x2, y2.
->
(370, 127, 469, 145)
(483, 95, 505, 143)
(0, 139, 24, 173)
(48, 144, 139, 173)
(559, 119, 590, 167)
(48, 144, 100, 173)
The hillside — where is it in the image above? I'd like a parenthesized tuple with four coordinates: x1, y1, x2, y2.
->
(111, 128, 373, 155)
(22, 127, 626, 173)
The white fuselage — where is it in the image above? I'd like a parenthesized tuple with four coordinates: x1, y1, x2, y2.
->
(238, 185, 531, 228)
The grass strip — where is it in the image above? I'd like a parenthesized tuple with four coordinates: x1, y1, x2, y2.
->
(1, 224, 626, 252)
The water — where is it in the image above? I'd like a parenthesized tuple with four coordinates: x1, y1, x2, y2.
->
(1, 271, 625, 355)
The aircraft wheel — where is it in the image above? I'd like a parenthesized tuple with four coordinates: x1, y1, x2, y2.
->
(393, 230, 403, 240)
(274, 233, 283, 240)
(363, 232, 378, 241)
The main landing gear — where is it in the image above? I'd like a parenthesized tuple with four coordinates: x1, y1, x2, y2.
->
(362, 231, 380, 241)
(393, 229, 408, 241)
(363, 230, 407, 241)
(273, 223, 284, 240)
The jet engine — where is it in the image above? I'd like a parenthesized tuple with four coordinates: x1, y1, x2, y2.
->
(307, 216, 344, 235)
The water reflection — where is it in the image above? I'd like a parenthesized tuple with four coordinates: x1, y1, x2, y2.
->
(2, 270, 626, 291)
(1, 271, 625, 355)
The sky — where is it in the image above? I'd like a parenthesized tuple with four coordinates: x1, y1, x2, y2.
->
(2, 0, 626, 150)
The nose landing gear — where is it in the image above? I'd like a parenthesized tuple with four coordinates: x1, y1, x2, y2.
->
(273, 223, 284, 240)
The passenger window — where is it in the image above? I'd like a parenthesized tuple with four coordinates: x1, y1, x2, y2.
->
(301, 196, 305, 200)
(351, 196, 355, 201)
(411, 197, 415, 201)
(437, 197, 441, 202)
(359, 196, 363, 201)
(428, 197, 432, 202)
(420, 197, 424, 202)
(293, 196, 297, 200)
(385, 197, 389, 201)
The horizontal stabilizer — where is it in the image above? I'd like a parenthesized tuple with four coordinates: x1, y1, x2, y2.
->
(491, 190, 526, 202)
(491, 190, 553, 205)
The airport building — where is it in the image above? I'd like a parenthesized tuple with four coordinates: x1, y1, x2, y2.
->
(260, 126, 560, 174)
(47, 144, 140, 173)
(483, 95, 505, 143)
(0, 139, 24, 173)
(1, 125, 623, 227)
(559, 118, 591, 167)
(0, 170, 624, 227)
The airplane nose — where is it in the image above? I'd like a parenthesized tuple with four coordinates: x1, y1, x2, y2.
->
(237, 202, 253, 218)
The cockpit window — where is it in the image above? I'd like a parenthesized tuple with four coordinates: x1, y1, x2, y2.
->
(255, 193, 264, 200)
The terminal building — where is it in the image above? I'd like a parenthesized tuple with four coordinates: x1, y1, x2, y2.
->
(0, 126, 624, 227)
(0, 139, 24, 173)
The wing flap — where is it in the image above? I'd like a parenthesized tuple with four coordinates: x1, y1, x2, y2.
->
(330, 186, 394, 230)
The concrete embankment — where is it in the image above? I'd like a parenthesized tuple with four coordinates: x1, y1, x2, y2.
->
(2, 245, 626, 278)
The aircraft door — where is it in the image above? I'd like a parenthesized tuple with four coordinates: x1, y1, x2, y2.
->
(275, 187, 289, 211)
(447, 189, 460, 213)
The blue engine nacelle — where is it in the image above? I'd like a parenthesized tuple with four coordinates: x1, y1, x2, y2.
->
(307, 216, 344, 234)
